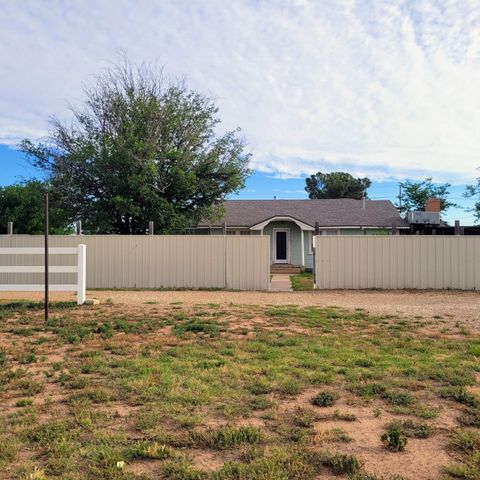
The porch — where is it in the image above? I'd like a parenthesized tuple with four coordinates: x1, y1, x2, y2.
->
(250, 216, 315, 270)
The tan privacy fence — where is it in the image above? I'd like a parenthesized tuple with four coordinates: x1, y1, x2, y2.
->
(314, 236, 480, 290)
(0, 235, 270, 291)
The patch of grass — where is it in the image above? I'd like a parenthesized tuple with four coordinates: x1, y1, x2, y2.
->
(458, 407, 480, 428)
(448, 428, 480, 455)
(320, 452, 362, 475)
(386, 420, 433, 439)
(277, 378, 303, 396)
(292, 407, 318, 428)
(173, 318, 220, 337)
(323, 427, 353, 443)
(444, 428, 480, 480)
(333, 409, 357, 421)
(381, 425, 408, 452)
(290, 272, 313, 291)
(380, 390, 413, 406)
(0, 436, 17, 465)
(125, 440, 172, 460)
(17, 379, 44, 396)
(192, 425, 263, 450)
(15, 398, 33, 407)
(311, 390, 338, 407)
(440, 387, 480, 408)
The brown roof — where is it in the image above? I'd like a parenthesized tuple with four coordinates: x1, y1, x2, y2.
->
(198, 199, 408, 228)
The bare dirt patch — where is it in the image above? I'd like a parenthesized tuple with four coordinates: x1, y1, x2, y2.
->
(3, 289, 479, 330)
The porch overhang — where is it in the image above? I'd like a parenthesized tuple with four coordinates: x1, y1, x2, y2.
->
(249, 216, 315, 231)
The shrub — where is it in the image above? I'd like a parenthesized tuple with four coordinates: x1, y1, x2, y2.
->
(381, 425, 408, 452)
(311, 391, 338, 407)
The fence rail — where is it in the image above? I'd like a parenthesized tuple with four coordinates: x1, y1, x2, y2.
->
(0, 244, 87, 303)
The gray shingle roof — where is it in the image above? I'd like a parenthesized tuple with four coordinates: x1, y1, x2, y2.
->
(198, 199, 408, 228)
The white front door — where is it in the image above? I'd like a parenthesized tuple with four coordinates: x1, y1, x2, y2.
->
(274, 229, 289, 263)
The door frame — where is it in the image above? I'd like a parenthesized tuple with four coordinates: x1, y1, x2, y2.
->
(272, 228, 290, 264)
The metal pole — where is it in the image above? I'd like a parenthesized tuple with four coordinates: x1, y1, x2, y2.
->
(7, 222, 13, 235)
(44, 193, 49, 322)
(149, 221, 154, 235)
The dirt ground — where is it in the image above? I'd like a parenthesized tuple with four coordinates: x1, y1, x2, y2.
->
(2, 289, 479, 326)
(1, 293, 479, 479)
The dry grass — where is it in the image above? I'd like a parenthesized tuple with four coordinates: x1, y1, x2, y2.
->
(0, 298, 479, 479)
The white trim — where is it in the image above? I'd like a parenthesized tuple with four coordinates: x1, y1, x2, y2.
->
(250, 216, 314, 231)
(301, 229, 305, 267)
(273, 228, 290, 263)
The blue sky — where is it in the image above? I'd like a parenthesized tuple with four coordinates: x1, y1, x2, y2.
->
(1, 0, 479, 224)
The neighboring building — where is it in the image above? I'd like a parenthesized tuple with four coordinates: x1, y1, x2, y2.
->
(193, 199, 408, 270)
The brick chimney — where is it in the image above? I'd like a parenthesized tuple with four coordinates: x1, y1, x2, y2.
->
(424, 197, 441, 212)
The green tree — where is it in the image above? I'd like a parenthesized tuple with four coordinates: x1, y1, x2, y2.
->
(464, 174, 480, 224)
(305, 171, 371, 200)
(398, 178, 457, 215)
(0, 180, 72, 234)
(21, 59, 251, 234)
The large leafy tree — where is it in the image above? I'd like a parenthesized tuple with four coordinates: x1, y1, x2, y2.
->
(21, 60, 251, 234)
(305, 171, 371, 200)
(0, 180, 72, 234)
(464, 174, 480, 224)
(398, 178, 457, 215)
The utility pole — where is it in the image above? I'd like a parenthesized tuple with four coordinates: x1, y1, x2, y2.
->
(398, 183, 402, 209)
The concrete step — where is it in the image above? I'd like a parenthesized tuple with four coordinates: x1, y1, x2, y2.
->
(270, 265, 302, 274)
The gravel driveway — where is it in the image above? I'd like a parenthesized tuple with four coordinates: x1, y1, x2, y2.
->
(1, 289, 479, 326)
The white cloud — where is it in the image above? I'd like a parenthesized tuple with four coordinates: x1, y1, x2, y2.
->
(1, 0, 479, 183)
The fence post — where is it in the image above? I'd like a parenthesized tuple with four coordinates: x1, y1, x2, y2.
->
(454, 220, 460, 235)
(75, 220, 82, 235)
(149, 221, 154, 235)
(7, 222, 13, 235)
(77, 244, 86, 305)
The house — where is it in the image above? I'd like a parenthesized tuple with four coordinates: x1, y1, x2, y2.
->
(193, 199, 409, 271)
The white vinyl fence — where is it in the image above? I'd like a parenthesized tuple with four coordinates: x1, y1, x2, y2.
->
(0, 244, 86, 304)
(314, 235, 480, 290)
(0, 235, 270, 291)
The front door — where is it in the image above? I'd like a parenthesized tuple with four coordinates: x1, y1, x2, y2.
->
(274, 229, 288, 263)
